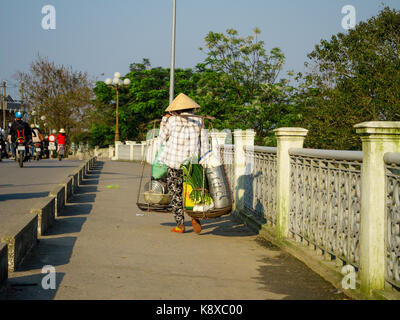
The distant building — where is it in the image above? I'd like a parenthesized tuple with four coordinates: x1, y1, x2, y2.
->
(0, 95, 28, 130)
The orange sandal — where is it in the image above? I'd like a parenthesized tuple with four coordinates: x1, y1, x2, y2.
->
(171, 225, 185, 233)
(191, 218, 202, 234)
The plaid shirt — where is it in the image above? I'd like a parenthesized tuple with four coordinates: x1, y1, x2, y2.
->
(157, 113, 209, 169)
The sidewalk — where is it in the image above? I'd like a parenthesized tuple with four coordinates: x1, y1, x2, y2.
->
(0, 160, 347, 300)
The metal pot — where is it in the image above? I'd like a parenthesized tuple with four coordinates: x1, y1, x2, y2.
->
(143, 180, 170, 205)
(206, 165, 231, 209)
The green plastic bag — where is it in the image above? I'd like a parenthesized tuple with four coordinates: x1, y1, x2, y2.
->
(152, 145, 168, 179)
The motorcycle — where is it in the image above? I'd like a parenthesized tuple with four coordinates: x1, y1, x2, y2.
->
(42, 140, 49, 159)
(48, 141, 56, 159)
(33, 142, 42, 161)
(15, 137, 28, 168)
(58, 144, 65, 161)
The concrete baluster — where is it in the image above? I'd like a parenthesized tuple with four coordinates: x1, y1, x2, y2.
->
(233, 129, 256, 212)
(355, 121, 400, 295)
(274, 128, 308, 241)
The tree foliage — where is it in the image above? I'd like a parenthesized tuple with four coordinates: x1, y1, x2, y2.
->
(17, 56, 94, 143)
(90, 59, 199, 146)
(299, 6, 400, 150)
(198, 28, 300, 145)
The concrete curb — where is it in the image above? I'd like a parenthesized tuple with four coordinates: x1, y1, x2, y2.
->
(30, 197, 56, 237)
(0, 244, 8, 287)
(0, 215, 38, 273)
(0, 157, 98, 287)
(49, 185, 66, 218)
(78, 167, 84, 186)
(69, 171, 79, 193)
(59, 177, 73, 203)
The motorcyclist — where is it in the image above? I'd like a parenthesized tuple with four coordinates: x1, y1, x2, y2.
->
(10, 112, 32, 158)
(43, 135, 49, 158)
(31, 124, 44, 156)
(56, 128, 67, 160)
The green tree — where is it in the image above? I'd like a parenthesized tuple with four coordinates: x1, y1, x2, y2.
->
(299, 6, 400, 150)
(90, 59, 200, 146)
(199, 28, 300, 145)
(17, 55, 94, 145)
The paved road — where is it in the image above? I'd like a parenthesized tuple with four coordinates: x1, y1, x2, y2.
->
(0, 158, 83, 233)
(0, 161, 347, 300)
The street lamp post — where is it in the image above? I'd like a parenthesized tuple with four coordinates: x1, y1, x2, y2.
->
(169, 0, 176, 104)
(20, 81, 24, 113)
(2, 81, 6, 130)
(40, 115, 46, 130)
(105, 72, 131, 143)
(31, 110, 37, 126)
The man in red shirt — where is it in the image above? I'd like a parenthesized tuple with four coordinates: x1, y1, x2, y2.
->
(56, 128, 67, 160)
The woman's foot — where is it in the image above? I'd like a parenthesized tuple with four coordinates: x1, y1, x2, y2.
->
(191, 218, 202, 234)
(171, 224, 185, 233)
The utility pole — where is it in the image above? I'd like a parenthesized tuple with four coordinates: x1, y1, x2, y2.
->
(20, 81, 24, 112)
(2, 81, 6, 130)
(169, 0, 176, 104)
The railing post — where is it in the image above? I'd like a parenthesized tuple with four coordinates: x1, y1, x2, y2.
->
(210, 130, 229, 161)
(355, 121, 400, 295)
(129, 144, 134, 161)
(114, 141, 122, 161)
(274, 128, 308, 241)
(233, 129, 255, 212)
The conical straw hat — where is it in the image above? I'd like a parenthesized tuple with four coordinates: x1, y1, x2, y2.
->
(165, 93, 200, 112)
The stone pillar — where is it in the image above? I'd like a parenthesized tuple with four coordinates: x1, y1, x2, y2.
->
(109, 145, 115, 159)
(233, 129, 256, 212)
(114, 141, 122, 161)
(274, 128, 308, 241)
(141, 141, 146, 162)
(129, 144, 134, 161)
(209, 130, 229, 161)
(355, 121, 400, 295)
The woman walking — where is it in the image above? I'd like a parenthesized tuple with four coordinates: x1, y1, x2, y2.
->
(157, 93, 209, 234)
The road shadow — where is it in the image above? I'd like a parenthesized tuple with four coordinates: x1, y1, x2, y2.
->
(82, 162, 104, 185)
(17, 236, 78, 271)
(0, 192, 49, 201)
(161, 215, 257, 237)
(0, 272, 65, 300)
(67, 191, 97, 204)
(236, 165, 268, 225)
(62, 202, 93, 216)
(252, 237, 348, 300)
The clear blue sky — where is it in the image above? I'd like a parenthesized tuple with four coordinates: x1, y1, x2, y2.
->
(1, 0, 400, 97)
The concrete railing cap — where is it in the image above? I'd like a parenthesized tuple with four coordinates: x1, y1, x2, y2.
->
(273, 127, 308, 136)
(355, 121, 400, 135)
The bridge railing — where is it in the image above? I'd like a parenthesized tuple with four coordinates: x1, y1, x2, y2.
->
(218, 123, 400, 297)
(242, 146, 277, 227)
(384, 152, 400, 290)
(288, 148, 362, 268)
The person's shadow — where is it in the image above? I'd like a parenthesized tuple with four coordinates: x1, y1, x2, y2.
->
(235, 163, 266, 225)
